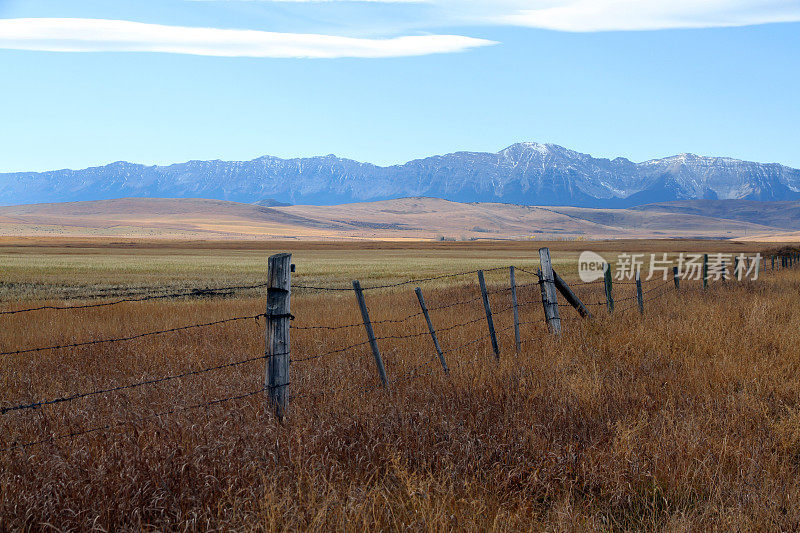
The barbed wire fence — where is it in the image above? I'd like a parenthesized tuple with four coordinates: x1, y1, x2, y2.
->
(1, 247, 795, 452)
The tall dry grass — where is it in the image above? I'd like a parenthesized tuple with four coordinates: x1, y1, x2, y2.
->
(2, 267, 800, 530)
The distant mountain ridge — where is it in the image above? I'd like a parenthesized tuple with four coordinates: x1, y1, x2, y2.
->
(3, 143, 799, 207)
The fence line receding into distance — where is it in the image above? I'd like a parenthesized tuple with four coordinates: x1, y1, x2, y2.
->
(2, 247, 793, 452)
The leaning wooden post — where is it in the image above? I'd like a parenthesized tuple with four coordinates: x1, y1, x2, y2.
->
(477, 270, 501, 360)
(673, 266, 680, 290)
(604, 263, 614, 314)
(353, 280, 388, 388)
(415, 287, 448, 374)
(703, 253, 709, 290)
(734, 257, 739, 280)
(538, 247, 562, 335)
(635, 269, 644, 315)
(266, 253, 292, 419)
(553, 270, 592, 319)
(509, 266, 521, 353)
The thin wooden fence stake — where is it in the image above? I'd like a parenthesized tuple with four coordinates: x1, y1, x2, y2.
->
(352, 280, 388, 388)
(604, 263, 614, 314)
(509, 266, 521, 353)
(635, 269, 644, 315)
(477, 270, 501, 360)
(538, 247, 562, 335)
(721, 260, 727, 282)
(673, 266, 680, 290)
(553, 269, 592, 318)
(266, 252, 292, 420)
(415, 287, 448, 374)
(703, 253, 709, 290)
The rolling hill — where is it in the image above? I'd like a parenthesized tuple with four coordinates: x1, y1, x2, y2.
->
(0, 197, 794, 241)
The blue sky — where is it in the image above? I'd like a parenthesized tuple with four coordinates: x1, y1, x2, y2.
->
(0, 0, 799, 172)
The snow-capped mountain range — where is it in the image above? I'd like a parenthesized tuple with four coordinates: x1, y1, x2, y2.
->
(2, 143, 799, 207)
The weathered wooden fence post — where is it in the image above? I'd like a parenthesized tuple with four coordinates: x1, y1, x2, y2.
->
(635, 269, 644, 314)
(673, 265, 680, 290)
(604, 263, 614, 314)
(538, 247, 562, 335)
(721, 260, 727, 282)
(477, 270, 501, 360)
(509, 266, 521, 353)
(734, 257, 739, 280)
(771, 256, 775, 271)
(703, 253, 709, 290)
(266, 252, 292, 419)
(415, 287, 448, 374)
(353, 280, 389, 388)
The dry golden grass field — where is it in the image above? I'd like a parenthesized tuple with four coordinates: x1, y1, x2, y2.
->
(2, 238, 800, 530)
(0, 197, 792, 241)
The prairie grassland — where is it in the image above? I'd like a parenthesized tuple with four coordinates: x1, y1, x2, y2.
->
(1, 239, 799, 530)
(0, 237, 766, 299)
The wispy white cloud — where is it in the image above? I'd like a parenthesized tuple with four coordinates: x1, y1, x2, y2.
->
(198, 0, 800, 32)
(491, 0, 800, 32)
(0, 18, 495, 58)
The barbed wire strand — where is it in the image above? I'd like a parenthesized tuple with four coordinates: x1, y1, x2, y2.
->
(0, 313, 266, 357)
(4, 281, 271, 309)
(291, 267, 508, 292)
(0, 287, 247, 316)
(1, 351, 287, 415)
(1, 387, 266, 452)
